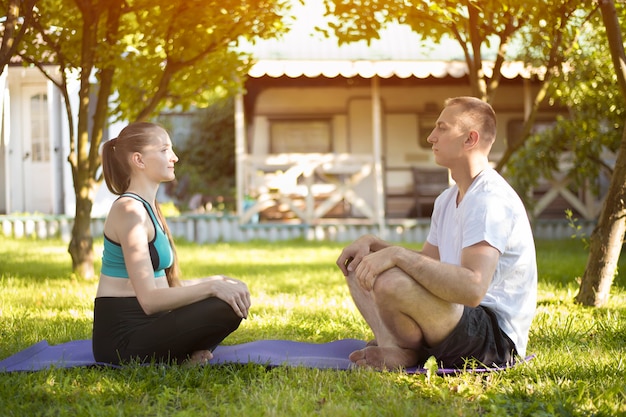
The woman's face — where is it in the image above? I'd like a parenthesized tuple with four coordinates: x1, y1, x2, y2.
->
(137, 129, 179, 183)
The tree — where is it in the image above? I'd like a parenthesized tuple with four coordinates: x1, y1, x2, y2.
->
(320, 0, 591, 170)
(494, 1, 597, 170)
(18, 0, 289, 278)
(0, 0, 38, 73)
(168, 97, 236, 209)
(507, 4, 620, 218)
(576, 0, 626, 306)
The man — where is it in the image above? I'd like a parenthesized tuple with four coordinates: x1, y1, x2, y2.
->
(336, 96, 537, 370)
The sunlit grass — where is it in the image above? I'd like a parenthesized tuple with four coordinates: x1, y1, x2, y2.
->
(1, 235, 625, 416)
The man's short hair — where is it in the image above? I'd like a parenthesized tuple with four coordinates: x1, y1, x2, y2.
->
(444, 96, 497, 144)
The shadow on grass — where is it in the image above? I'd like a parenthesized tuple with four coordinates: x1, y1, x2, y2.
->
(0, 238, 76, 280)
(0, 259, 73, 280)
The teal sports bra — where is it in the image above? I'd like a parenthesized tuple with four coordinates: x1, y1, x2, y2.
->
(101, 193, 173, 278)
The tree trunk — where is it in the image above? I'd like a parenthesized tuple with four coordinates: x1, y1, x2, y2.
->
(575, 123, 626, 306)
(465, 3, 486, 100)
(69, 184, 95, 279)
(68, 5, 98, 279)
(575, 0, 626, 306)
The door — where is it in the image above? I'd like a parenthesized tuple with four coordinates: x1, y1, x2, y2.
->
(22, 86, 53, 214)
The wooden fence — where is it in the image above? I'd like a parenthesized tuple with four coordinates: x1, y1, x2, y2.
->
(0, 214, 595, 243)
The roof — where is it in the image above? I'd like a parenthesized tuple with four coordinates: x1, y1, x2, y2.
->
(244, 0, 535, 80)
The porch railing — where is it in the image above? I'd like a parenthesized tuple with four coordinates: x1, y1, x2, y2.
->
(240, 153, 377, 224)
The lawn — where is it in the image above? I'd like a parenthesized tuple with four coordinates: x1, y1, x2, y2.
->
(0, 236, 624, 416)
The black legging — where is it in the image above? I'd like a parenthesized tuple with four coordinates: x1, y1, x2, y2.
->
(92, 296, 242, 365)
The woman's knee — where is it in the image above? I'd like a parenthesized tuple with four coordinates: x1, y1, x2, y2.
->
(205, 298, 244, 329)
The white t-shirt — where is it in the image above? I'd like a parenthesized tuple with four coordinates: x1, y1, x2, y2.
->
(426, 168, 537, 357)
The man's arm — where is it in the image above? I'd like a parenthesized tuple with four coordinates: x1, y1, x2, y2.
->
(420, 241, 439, 260)
(396, 241, 498, 306)
(354, 241, 499, 306)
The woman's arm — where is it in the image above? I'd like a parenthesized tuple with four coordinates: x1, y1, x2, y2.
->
(110, 199, 250, 317)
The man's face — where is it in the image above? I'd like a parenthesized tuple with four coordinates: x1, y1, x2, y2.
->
(426, 105, 468, 167)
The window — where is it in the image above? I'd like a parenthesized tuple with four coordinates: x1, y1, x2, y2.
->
(506, 119, 556, 148)
(270, 119, 331, 153)
(417, 115, 437, 149)
(30, 93, 50, 162)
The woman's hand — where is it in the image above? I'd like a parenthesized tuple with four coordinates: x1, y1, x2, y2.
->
(205, 275, 251, 319)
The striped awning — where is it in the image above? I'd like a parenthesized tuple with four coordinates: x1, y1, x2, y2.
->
(248, 60, 539, 80)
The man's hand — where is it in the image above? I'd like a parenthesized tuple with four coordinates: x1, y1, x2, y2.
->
(336, 236, 374, 276)
(354, 246, 400, 290)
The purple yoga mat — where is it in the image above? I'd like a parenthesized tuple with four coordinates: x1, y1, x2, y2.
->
(0, 339, 530, 374)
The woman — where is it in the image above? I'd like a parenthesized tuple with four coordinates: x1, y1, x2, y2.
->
(92, 122, 251, 365)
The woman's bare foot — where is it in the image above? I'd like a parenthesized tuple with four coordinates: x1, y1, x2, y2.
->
(349, 346, 418, 370)
(186, 349, 213, 366)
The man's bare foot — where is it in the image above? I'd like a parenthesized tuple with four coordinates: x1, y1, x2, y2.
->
(349, 346, 418, 370)
(186, 350, 213, 366)
(366, 339, 378, 347)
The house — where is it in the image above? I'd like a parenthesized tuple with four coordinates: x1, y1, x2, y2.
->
(0, 61, 128, 218)
(0, 64, 73, 216)
(233, 2, 593, 228)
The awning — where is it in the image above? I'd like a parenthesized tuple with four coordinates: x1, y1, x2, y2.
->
(248, 60, 539, 80)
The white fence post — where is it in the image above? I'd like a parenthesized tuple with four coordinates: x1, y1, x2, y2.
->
(0, 215, 596, 243)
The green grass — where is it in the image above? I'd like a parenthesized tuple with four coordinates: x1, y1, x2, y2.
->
(0, 236, 625, 416)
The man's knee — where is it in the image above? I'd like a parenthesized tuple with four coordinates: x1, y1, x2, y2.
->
(371, 268, 409, 303)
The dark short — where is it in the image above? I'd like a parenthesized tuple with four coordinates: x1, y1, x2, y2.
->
(92, 296, 242, 365)
(420, 305, 517, 369)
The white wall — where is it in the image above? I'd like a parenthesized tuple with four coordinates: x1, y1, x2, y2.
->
(0, 68, 8, 214)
